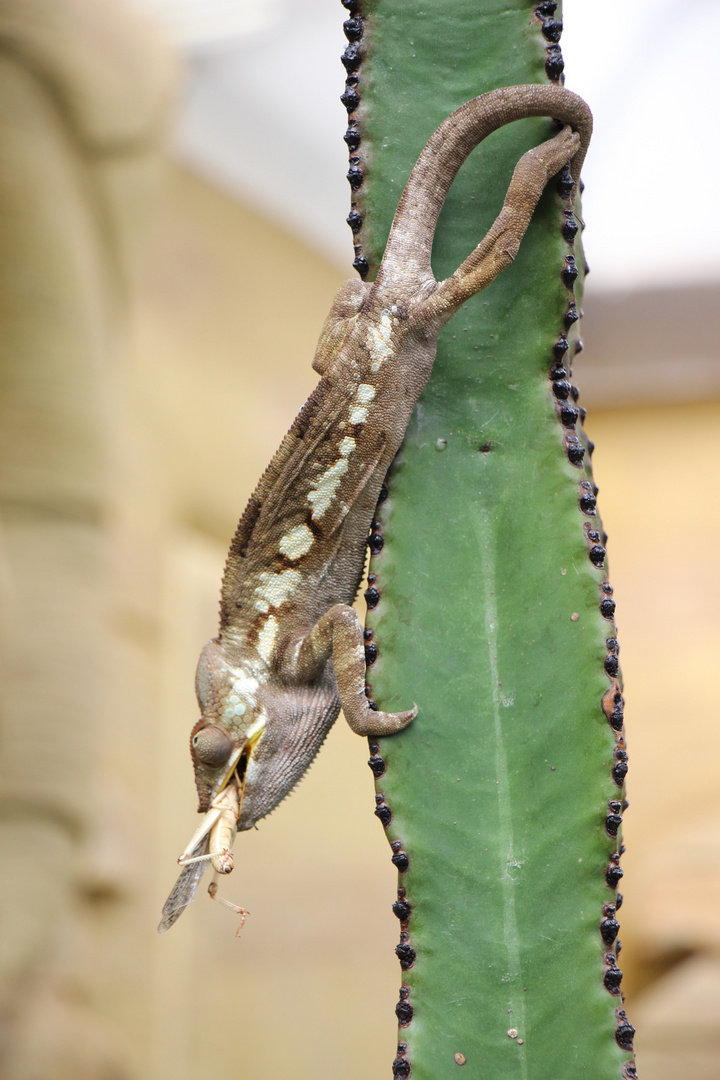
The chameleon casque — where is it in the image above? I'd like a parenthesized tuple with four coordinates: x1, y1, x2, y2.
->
(159, 84, 592, 932)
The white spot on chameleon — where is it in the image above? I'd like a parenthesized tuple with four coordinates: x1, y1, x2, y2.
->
(356, 383, 376, 405)
(242, 645, 273, 677)
(253, 569, 302, 612)
(257, 615, 279, 663)
(230, 671, 259, 697)
(348, 383, 375, 425)
(222, 700, 247, 722)
(278, 523, 314, 560)
(218, 672, 261, 721)
(222, 693, 247, 721)
(307, 438, 356, 519)
(308, 458, 349, 518)
(367, 313, 394, 373)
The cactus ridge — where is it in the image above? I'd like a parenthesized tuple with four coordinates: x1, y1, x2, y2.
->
(545, 166, 634, 1057)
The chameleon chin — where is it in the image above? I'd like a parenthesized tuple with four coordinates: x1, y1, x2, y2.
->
(158, 82, 592, 933)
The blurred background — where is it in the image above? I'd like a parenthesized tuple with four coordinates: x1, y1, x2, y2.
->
(0, 0, 718, 1077)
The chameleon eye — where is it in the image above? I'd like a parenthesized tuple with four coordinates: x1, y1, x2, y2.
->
(192, 725, 233, 767)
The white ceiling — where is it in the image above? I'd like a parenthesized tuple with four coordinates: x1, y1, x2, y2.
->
(134, 0, 720, 293)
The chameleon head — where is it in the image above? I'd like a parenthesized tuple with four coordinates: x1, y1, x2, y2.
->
(190, 639, 267, 813)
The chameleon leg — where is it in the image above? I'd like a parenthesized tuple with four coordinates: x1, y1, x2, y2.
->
(289, 604, 417, 736)
(428, 126, 581, 318)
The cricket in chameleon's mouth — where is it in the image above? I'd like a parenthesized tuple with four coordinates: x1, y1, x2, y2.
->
(181, 742, 252, 872)
(157, 743, 252, 934)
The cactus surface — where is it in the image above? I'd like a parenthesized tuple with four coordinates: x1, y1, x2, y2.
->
(339, 1, 636, 1077)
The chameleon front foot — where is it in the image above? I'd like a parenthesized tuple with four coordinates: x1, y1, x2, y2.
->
(291, 603, 417, 738)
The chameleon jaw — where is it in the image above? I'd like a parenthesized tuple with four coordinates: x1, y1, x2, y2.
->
(178, 744, 245, 869)
(158, 743, 251, 934)
(178, 724, 264, 872)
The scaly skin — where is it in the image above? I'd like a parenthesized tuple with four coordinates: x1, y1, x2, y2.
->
(159, 84, 591, 932)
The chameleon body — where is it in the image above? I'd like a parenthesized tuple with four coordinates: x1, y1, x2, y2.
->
(159, 84, 592, 932)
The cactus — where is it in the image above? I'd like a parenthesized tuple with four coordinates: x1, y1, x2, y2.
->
(340, 1, 636, 1077)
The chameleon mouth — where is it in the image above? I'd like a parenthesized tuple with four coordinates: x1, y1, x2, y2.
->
(160, 730, 265, 932)
(177, 746, 244, 864)
(235, 744, 249, 788)
(178, 727, 263, 868)
(232, 724, 265, 815)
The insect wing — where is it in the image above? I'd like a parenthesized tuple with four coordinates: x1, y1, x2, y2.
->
(157, 836, 209, 933)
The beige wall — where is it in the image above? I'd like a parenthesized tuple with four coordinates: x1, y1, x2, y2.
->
(584, 401, 720, 1078)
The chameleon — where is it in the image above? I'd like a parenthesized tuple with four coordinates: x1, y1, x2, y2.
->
(158, 83, 592, 932)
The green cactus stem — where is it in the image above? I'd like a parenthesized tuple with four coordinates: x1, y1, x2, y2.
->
(338, 1, 636, 1077)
